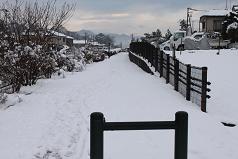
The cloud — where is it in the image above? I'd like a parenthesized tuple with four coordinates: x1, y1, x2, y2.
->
(111, 13, 130, 18)
(64, 0, 228, 34)
(3, 0, 228, 34)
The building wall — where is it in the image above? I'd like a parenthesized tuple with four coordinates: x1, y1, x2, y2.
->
(66, 38, 73, 47)
(200, 16, 225, 33)
(50, 36, 67, 46)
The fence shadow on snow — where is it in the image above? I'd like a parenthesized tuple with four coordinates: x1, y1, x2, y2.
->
(129, 42, 211, 112)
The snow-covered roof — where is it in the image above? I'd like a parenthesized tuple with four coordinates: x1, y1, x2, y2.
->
(200, 9, 230, 17)
(52, 31, 74, 39)
(73, 40, 86, 44)
(232, 5, 238, 11)
(88, 41, 105, 46)
(52, 31, 66, 37)
(66, 36, 74, 39)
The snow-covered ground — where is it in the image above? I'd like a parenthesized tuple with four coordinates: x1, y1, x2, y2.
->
(0, 52, 237, 159)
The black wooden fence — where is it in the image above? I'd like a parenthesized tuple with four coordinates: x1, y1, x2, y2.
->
(90, 111, 188, 159)
(128, 51, 154, 75)
(130, 42, 211, 112)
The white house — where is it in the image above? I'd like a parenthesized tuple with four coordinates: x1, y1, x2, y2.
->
(199, 9, 230, 33)
(51, 31, 74, 47)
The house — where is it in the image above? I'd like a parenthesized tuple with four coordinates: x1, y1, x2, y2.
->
(199, 10, 230, 33)
(51, 31, 74, 47)
(73, 39, 86, 48)
(232, 5, 238, 12)
(66, 36, 74, 47)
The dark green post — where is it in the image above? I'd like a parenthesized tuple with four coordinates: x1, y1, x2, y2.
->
(160, 51, 164, 78)
(175, 111, 188, 159)
(155, 48, 159, 72)
(201, 67, 208, 112)
(186, 64, 191, 101)
(174, 59, 179, 91)
(166, 54, 170, 84)
(90, 112, 104, 159)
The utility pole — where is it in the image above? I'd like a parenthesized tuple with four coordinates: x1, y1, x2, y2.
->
(186, 8, 189, 35)
(131, 34, 134, 42)
(226, 0, 228, 10)
(186, 8, 207, 35)
(85, 32, 87, 45)
(108, 43, 110, 53)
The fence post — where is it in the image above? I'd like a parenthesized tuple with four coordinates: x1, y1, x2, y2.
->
(166, 54, 170, 84)
(175, 111, 188, 159)
(174, 59, 179, 91)
(186, 64, 191, 101)
(145, 44, 148, 60)
(150, 47, 153, 67)
(90, 112, 104, 159)
(201, 67, 207, 112)
(173, 44, 176, 58)
(160, 51, 164, 78)
(153, 48, 156, 68)
(155, 48, 159, 72)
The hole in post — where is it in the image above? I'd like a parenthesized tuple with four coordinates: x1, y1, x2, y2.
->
(221, 122, 236, 127)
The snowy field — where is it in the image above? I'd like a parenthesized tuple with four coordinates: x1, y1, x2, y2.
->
(0, 52, 238, 159)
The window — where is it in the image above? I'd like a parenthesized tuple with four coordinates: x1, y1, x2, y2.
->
(194, 35, 203, 40)
(202, 22, 205, 30)
(213, 20, 222, 32)
(174, 32, 185, 41)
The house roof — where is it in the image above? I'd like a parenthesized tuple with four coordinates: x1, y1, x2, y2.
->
(232, 5, 238, 11)
(66, 36, 74, 39)
(88, 41, 105, 46)
(52, 31, 74, 39)
(200, 9, 230, 17)
(73, 40, 86, 44)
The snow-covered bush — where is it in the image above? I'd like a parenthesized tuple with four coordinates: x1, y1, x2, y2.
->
(55, 47, 85, 72)
(0, 93, 7, 104)
(222, 12, 238, 42)
(84, 52, 94, 64)
(0, 0, 74, 93)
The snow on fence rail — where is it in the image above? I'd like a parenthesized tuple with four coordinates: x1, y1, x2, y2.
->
(128, 51, 154, 75)
(129, 42, 211, 112)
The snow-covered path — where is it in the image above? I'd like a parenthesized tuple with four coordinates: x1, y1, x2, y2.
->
(0, 53, 237, 159)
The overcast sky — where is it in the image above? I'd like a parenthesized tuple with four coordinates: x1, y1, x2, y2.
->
(2, 0, 236, 35)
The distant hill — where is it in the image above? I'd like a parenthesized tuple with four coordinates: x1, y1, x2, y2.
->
(77, 30, 95, 36)
(62, 28, 141, 48)
(107, 33, 131, 48)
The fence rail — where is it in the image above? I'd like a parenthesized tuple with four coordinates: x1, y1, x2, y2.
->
(129, 42, 211, 112)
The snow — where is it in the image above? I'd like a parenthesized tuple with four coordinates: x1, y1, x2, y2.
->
(110, 48, 122, 52)
(200, 9, 230, 17)
(73, 40, 86, 44)
(0, 52, 238, 159)
(88, 41, 105, 46)
(0, 93, 23, 109)
(52, 31, 68, 37)
(52, 31, 73, 39)
(66, 36, 74, 39)
(227, 22, 238, 32)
